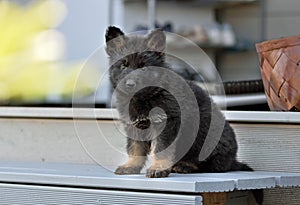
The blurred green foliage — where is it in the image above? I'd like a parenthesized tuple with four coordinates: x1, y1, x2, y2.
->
(0, 1, 98, 103)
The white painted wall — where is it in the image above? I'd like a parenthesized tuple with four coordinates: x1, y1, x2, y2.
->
(56, 0, 112, 104)
(57, 0, 110, 61)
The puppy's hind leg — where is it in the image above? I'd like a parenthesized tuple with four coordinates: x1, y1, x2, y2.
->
(172, 159, 200, 174)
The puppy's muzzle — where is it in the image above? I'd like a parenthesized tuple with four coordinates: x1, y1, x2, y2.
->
(125, 79, 136, 89)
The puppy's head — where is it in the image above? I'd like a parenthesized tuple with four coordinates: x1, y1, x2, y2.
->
(105, 26, 166, 94)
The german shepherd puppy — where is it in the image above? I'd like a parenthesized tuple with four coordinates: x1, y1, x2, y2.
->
(105, 26, 262, 203)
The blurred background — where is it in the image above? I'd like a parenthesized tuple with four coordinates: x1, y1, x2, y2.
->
(0, 0, 109, 107)
(1, 0, 300, 110)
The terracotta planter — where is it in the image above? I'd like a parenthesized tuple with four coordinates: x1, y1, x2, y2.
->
(256, 35, 300, 111)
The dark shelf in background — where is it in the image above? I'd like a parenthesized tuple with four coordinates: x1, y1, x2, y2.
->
(198, 43, 255, 52)
(125, 0, 259, 8)
(168, 41, 256, 52)
(175, 0, 259, 8)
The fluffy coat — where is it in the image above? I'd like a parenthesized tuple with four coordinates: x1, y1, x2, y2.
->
(105, 26, 262, 204)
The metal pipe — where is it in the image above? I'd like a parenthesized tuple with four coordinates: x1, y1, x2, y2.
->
(260, 0, 267, 41)
(148, 0, 156, 30)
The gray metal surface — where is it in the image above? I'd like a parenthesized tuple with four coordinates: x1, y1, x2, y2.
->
(0, 183, 201, 205)
(0, 162, 236, 193)
(246, 171, 300, 187)
(194, 172, 275, 190)
(225, 111, 300, 124)
(0, 162, 299, 193)
(212, 94, 267, 107)
(2, 107, 300, 124)
(0, 107, 119, 119)
(1, 108, 300, 205)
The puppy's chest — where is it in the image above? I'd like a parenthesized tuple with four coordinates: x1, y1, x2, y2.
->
(118, 93, 167, 120)
(118, 100, 168, 140)
(120, 105, 168, 130)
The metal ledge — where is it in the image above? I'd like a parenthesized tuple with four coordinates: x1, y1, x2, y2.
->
(0, 107, 118, 120)
(1, 107, 300, 124)
(1, 162, 297, 193)
(224, 111, 300, 124)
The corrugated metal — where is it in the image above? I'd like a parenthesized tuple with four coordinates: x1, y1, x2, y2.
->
(0, 109, 300, 204)
(264, 187, 300, 205)
(233, 123, 300, 172)
(0, 183, 201, 205)
(232, 123, 300, 205)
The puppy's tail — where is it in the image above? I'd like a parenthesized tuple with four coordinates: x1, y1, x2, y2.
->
(230, 161, 264, 205)
(230, 160, 253, 171)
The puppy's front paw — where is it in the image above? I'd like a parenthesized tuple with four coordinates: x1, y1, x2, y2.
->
(114, 166, 141, 175)
(146, 168, 171, 178)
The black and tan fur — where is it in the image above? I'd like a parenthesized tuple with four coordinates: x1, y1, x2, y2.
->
(105, 26, 263, 204)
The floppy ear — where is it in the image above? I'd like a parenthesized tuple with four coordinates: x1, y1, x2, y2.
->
(105, 26, 126, 56)
(147, 29, 166, 52)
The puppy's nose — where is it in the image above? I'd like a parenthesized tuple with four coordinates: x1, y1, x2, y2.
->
(125, 79, 136, 88)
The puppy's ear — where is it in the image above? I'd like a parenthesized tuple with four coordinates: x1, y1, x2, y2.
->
(147, 29, 166, 52)
(105, 26, 126, 56)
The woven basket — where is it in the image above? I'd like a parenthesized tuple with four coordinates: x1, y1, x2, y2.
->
(256, 35, 300, 111)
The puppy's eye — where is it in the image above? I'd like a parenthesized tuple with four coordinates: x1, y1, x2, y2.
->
(121, 60, 129, 69)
